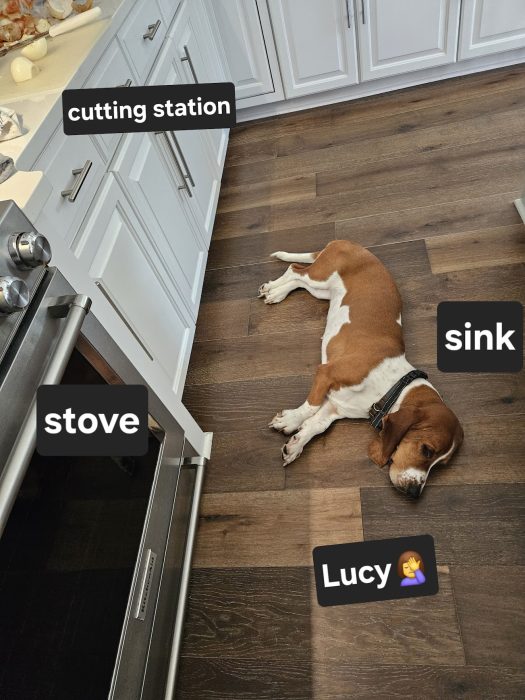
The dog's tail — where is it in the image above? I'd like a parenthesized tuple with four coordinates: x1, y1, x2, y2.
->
(270, 251, 318, 263)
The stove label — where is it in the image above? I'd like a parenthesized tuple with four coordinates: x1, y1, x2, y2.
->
(36, 385, 148, 456)
(313, 535, 438, 607)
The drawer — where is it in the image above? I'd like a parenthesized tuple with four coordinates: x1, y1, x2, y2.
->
(117, 0, 166, 84)
(158, 0, 182, 27)
(74, 176, 194, 394)
(32, 129, 105, 246)
(83, 40, 135, 161)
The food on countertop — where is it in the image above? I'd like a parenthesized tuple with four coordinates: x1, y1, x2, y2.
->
(10, 53, 39, 80)
(44, 0, 72, 20)
(20, 33, 45, 57)
(0, 106, 24, 142)
(0, 0, 97, 51)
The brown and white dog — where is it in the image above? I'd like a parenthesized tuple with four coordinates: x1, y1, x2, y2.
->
(258, 240, 463, 498)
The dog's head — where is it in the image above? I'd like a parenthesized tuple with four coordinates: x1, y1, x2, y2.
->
(368, 389, 463, 498)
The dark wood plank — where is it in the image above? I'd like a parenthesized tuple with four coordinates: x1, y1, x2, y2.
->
(195, 299, 250, 342)
(426, 224, 525, 273)
(361, 484, 525, 564)
(335, 191, 522, 247)
(186, 329, 322, 386)
(207, 221, 335, 270)
(217, 175, 316, 213)
(204, 429, 286, 493)
(201, 260, 283, 302)
(452, 566, 525, 668)
(229, 65, 525, 146)
(193, 488, 362, 567)
(177, 658, 525, 700)
(212, 205, 271, 239)
(182, 375, 312, 433)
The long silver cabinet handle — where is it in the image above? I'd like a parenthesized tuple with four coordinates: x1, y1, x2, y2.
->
(0, 294, 91, 537)
(170, 133, 195, 187)
(164, 456, 207, 700)
(346, 0, 351, 28)
(94, 280, 153, 360)
(143, 19, 161, 41)
(156, 131, 193, 198)
(361, 0, 366, 23)
(181, 45, 199, 83)
(61, 160, 92, 202)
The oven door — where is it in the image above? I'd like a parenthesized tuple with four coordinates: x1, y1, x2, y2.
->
(0, 268, 198, 700)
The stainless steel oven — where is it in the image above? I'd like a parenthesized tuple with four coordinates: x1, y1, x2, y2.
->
(0, 201, 204, 699)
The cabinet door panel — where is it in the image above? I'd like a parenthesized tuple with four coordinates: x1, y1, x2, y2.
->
(268, 0, 358, 98)
(459, 0, 525, 59)
(358, 0, 460, 81)
(206, 0, 274, 99)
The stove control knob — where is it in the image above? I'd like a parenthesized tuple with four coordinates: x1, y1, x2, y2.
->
(8, 231, 52, 269)
(0, 276, 30, 314)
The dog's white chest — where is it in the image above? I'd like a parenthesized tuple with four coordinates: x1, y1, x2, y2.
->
(321, 273, 350, 363)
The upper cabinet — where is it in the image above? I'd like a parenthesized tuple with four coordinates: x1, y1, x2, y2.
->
(267, 0, 358, 98)
(357, 0, 461, 81)
(459, 0, 525, 59)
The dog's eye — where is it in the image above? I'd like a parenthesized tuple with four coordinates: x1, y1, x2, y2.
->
(421, 444, 434, 459)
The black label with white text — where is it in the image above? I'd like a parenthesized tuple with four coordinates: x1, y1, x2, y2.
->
(437, 301, 523, 372)
(313, 535, 438, 607)
(62, 83, 236, 135)
(37, 385, 148, 457)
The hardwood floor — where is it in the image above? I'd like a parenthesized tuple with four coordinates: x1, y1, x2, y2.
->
(177, 66, 525, 698)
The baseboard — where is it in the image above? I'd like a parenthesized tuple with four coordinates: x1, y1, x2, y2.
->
(237, 48, 525, 122)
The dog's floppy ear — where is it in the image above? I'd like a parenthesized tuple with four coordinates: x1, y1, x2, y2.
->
(368, 406, 420, 466)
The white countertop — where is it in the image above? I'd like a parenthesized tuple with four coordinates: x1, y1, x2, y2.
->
(0, 0, 130, 213)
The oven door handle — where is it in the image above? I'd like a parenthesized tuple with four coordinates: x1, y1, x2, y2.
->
(0, 294, 91, 537)
(163, 455, 206, 700)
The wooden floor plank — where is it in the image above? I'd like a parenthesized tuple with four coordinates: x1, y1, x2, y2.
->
(426, 224, 525, 273)
(361, 484, 525, 564)
(195, 299, 250, 342)
(193, 488, 362, 567)
(335, 191, 521, 248)
(207, 221, 335, 270)
(177, 658, 525, 700)
(229, 65, 525, 146)
(452, 566, 525, 668)
(217, 175, 316, 213)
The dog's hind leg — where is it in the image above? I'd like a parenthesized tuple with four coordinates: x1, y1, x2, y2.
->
(281, 400, 342, 466)
(259, 252, 332, 303)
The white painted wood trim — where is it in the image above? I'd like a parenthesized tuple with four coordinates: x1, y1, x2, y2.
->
(514, 198, 525, 225)
(237, 46, 525, 121)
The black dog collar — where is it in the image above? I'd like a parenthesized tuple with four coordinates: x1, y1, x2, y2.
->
(369, 369, 428, 431)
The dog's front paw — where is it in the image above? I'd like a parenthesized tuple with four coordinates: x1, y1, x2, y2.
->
(282, 433, 304, 467)
(258, 282, 270, 298)
(269, 409, 303, 434)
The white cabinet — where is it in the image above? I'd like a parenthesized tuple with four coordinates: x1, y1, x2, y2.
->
(267, 0, 358, 98)
(117, 0, 166, 84)
(459, 0, 525, 59)
(73, 176, 194, 395)
(357, 0, 461, 81)
(111, 131, 207, 319)
(205, 0, 281, 105)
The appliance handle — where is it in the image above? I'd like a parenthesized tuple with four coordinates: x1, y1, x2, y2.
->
(163, 456, 206, 700)
(0, 294, 91, 537)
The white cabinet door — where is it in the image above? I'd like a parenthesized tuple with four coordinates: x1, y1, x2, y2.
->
(267, 0, 358, 98)
(459, 0, 525, 59)
(74, 176, 194, 395)
(205, 0, 274, 100)
(358, 0, 461, 81)
(110, 132, 207, 319)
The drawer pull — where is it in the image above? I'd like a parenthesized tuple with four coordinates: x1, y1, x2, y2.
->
(346, 0, 351, 28)
(61, 160, 92, 202)
(181, 45, 198, 83)
(94, 280, 154, 360)
(360, 0, 366, 24)
(143, 19, 161, 41)
(156, 132, 193, 198)
(117, 78, 132, 88)
(170, 132, 195, 188)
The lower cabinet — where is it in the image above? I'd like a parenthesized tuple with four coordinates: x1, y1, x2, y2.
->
(73, 175, 195, 395)
(357, 0, 461, 81)
(459, 0, 525, 59)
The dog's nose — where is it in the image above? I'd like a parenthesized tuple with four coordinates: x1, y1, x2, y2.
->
(406, 483, 422, 499)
